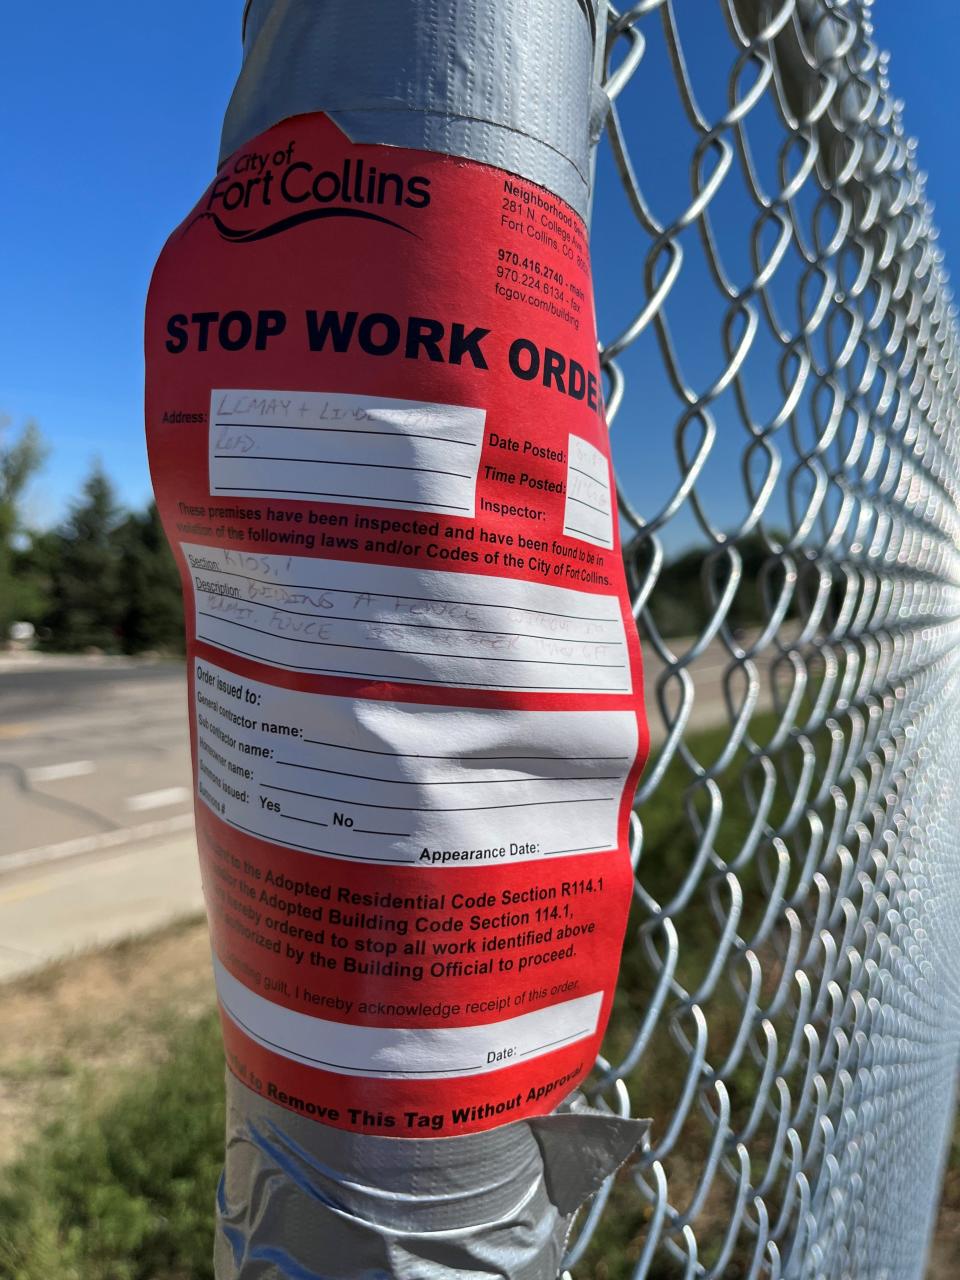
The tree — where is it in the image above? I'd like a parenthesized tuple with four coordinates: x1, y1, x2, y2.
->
(646, 530, 789, 640)
(115, 502, 185, 654)
(0, 417, 47, 639)
(40, 465, 126, 652)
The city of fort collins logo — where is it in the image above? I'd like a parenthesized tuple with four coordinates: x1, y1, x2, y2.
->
(192, 139, 431, 243)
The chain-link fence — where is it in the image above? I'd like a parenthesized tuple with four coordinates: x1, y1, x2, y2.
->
(570, 1, 960, 1276)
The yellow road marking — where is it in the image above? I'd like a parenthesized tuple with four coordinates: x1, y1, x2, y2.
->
(0, 723, 31, 740)
(0, 878, 50, 906)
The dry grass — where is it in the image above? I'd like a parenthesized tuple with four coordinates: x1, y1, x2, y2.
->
(0, 915, 213, 1165)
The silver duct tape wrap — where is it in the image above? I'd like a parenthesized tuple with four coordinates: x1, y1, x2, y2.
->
(211, 2, 646, 1276)
(222, 0, 610, 220)
(216, 1074, 647, 1279)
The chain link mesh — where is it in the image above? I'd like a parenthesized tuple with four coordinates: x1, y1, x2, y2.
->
(567, 1, 960, 1275)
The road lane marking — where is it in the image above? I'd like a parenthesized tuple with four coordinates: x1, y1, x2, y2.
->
(126, 786, 191, 812)
(0, 813, 196, 874)
(26, 760, 95, 783)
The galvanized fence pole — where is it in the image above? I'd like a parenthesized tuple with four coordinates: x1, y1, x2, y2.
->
(217, 3, 647, 1274)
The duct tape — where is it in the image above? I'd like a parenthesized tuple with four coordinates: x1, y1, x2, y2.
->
(216, 1071, 647, 1278)
(222, 0, 610, 221)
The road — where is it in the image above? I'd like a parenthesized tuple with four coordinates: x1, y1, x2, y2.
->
(0, 657, 202, 979)
(0, 657, 193, 864)
(0, 642, 769, 980)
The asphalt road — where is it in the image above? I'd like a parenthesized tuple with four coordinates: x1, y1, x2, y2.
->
(0, 656, 201, 979)
(0, 657, 193, 866)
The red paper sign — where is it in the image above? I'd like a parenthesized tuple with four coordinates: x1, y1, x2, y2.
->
(145, 113, 647, 1136)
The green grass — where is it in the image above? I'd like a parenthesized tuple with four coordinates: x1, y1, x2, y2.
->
(0, 1015, 224, 1280)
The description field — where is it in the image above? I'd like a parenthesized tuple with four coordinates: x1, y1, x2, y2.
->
(184, 543, 632, 694)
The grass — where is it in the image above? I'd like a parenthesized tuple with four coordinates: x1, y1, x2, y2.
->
(0, 715, 956, 1277)
(0, 1014, 224, 1280)
(576, 718, 778, 1279)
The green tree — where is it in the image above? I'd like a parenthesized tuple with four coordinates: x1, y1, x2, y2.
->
(646, 531, 788, 640)
(40, 466, 125, 652)
(115, 502, 184, 654)
(0, 417, 47, 639)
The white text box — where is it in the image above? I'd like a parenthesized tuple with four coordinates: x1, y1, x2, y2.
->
(184, 543, 632, 694)
(563, 433, 614, 549)
(210, 389, 485, 517)
(194, 659, 637, 866)
(215, 956, 601, 1079)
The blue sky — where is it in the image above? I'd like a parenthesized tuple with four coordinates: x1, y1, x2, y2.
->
(2, 2, 958, 543)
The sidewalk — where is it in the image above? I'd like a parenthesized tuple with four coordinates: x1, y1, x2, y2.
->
(0, 826, 203, 982)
